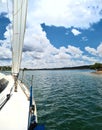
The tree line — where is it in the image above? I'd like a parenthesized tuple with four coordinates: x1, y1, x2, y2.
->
(0, 63, 102, 71)
(0, 66, 11, 71)
(90, 63, 102, 70)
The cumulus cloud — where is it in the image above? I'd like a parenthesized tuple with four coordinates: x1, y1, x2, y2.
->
(85, 43, 102, 57)
(97, 43, 102, 56)
(55, 52, 71, 59)
(0, 19, 12, 66)
(0, 1, 6, 13)
(0, 39, 11, 66)
(27, 0, 102, 28)
(82, 55, 97, 63)
(71, 28, 81, 36)
(67, 45, 83, 58)
(85, 46, 97, 56)
(0, 0, 12, 19)
(0, 0, 102, 68)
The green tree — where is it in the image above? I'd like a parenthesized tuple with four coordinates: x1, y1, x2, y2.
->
(90, 63, 102, 70)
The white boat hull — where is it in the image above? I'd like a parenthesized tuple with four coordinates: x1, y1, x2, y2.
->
(0, 73, 37, 130)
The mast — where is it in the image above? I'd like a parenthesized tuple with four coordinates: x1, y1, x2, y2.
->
(12, 0, 28, 91)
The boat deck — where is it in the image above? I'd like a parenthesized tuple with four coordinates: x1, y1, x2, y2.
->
(0, 75, 30, 130)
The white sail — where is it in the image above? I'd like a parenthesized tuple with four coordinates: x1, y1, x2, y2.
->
(12, 0, 28, 75)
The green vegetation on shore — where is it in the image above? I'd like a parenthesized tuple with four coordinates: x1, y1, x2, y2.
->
(0, 63, 102, 71)
(90, 63, 102, 71)
(0, 66, 11, 71)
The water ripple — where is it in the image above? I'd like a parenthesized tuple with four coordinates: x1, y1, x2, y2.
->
(23, 70, 102, 130)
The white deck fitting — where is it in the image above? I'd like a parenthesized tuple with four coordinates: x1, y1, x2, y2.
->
(0, 74, 30, 130)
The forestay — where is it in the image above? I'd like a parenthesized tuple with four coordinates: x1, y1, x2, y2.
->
(12, 0, 28, 75)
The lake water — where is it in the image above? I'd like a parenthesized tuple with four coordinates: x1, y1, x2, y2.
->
(6, 70, 102, 130)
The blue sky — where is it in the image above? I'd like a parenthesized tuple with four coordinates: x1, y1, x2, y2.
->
(0, 13, 10, 40)
(41, 22, 102, 49)
(0, 0, 102, 68)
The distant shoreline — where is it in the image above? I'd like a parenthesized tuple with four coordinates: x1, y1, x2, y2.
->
(22, 65, 91, 71)
(0, 65, 93, 71)
(0, 64, 102, 72)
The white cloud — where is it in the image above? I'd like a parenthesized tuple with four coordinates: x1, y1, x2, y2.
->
(85, 43, 102, 57)
(28, 0, 102, 29)
(0, 40, 11, 66)
(82, 55, 97, 63)
(25, 0, 102, 66)
(1, 0, 6, 3)
(71, 28, 81, 36)
(0, 23, 12, 66)
(0, 0, 12, 19)
(85, 46, 97, 56)
(0, 1, 6, 13)
(67, 45, 83, 58)
(97, 43, 102, 56)
(0, 0, 102, 68)
(55, 52, 71, 59)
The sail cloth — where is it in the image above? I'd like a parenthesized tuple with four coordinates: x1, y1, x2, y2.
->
(12, 0, 28, 75)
